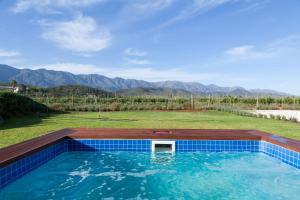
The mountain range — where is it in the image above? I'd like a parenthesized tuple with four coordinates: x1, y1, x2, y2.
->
(0, 64, 291, 97)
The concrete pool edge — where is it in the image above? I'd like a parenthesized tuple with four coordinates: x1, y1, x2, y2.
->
(1, 129, 300, 188)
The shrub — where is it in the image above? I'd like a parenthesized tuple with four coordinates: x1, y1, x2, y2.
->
(0, 92, 49, 119)
(88, 105, 99, 112)
(108, 102, 121, 111)
(119, 104, 127, 111)
(290, 117, 298, 123)
(269, 114, 276, 119)
(258, 114, 264, 118)
(83, 106, 89, 112)
(281, 116, 288, 121)
(49, 103, 65, 111)
(247, 113, 257, 118)
(74, 106, 81, 112)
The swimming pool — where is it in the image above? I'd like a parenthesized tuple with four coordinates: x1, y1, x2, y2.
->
(0, 129, 300, 199)
(1, 151, 300, 199)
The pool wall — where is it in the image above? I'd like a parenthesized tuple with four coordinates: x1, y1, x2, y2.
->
(67, 139, 260, 152)
(1, 128, 300, 189)
(67, 139, 299, 168)
(0, 141, 67, 189)
(260, 141, 300, 168)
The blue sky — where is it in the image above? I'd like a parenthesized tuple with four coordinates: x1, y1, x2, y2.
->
(0, 0, 300, 94)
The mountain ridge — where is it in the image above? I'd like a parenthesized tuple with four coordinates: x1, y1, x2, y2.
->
(0, 64, 292, 96)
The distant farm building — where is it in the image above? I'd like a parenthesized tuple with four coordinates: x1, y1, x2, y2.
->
(0, 86, 18, 93)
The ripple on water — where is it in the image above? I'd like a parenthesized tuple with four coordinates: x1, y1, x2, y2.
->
(1, 152, 300, 200)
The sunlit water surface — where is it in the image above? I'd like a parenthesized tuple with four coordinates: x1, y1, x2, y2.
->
(1, 152, 300, 199)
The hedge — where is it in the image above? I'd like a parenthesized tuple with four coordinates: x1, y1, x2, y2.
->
(0, 92, 49, 119)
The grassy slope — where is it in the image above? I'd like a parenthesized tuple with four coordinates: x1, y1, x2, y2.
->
(0, 111, 300, 148)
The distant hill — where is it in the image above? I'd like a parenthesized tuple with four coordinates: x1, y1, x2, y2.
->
(0, 64, 292, 97)
(0, 65, 20, 83)
(249, 89, 291, 97)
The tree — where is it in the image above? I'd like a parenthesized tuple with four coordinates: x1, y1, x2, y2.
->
(10, 80, 18, 88)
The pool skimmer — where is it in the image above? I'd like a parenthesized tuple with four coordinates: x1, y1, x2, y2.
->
(152, 140, 175, 153)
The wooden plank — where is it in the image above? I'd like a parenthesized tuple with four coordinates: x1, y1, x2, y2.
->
(1, 128, 299, 167)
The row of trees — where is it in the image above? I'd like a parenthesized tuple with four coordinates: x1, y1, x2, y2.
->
(30, 95, 300, 112)
(5, 82, 299, 111)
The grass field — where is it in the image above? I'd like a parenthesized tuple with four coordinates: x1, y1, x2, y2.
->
(1, 111, 300, 148)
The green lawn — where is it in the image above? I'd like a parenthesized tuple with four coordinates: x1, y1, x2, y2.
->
(1, 111, 300, 148)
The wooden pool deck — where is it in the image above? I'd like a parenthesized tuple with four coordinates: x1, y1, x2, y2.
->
(1, 128, 300, 167)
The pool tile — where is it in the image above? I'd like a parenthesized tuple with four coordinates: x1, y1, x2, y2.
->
(1, 139, 299, 190)
(0, 141, 65, 189)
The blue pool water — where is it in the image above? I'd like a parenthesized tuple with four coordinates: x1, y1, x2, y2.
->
(1, 152, 300, 199)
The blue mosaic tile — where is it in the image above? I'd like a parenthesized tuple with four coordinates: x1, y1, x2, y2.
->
(175, 140, 260, 152)
(0, 140, 66, 189)
(67, 139, 261, 153)
(67, 139, 151, 152)
(259, 141, 300, 169)
(67, 139, 299, 169)
(1, 139, 299, 190)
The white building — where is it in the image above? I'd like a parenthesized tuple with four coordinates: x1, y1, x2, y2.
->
(0, 86, 21, 93)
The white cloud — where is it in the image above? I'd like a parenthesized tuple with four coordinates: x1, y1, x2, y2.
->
(0, 49, 20, 57)
(114, 0, 174, 28)
(12, 0, 173, 14)
(268, 34, 300, 51)
(193, 0, 231, 12)
(123, 48, 149, 65)
(124, 57, 150, 65)
(158, 0, 268, 29)
(224, 35, 300, 61)
(12, 0, 106, 13)
(235, 1, 268, 14)
(226, 45, 254, 56)
(225, 45, 271, 59)
(124, 48, 147, 57)
(40, 15, 111, 53)
(132, 0, 174, 13)
(159, 0, 231, 28)
(24, 62, 218, 82)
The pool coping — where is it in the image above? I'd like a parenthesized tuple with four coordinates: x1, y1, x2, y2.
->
(1, 128, 300, 167)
